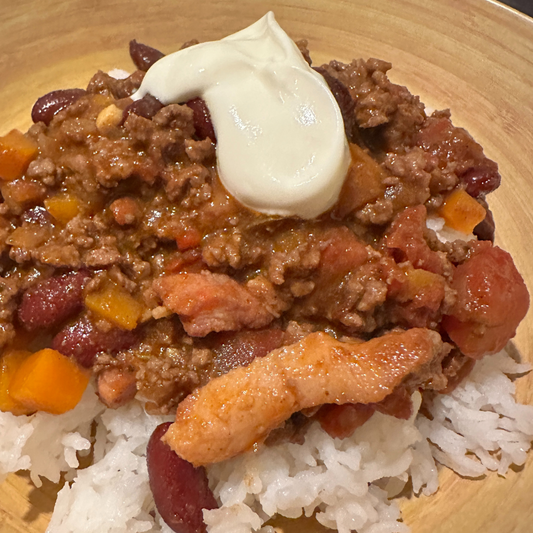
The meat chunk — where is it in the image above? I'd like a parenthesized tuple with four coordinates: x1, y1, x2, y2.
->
(163, 328, 443, 466)
(154, 271, 284, 336)
(97, 367, 137, 408)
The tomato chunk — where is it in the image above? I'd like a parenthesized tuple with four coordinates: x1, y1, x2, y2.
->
(443, 243, 529, 358)
(386, 206, 444, 275)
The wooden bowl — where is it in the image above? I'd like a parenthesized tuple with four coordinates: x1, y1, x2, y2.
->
(1, 1, 532, 532)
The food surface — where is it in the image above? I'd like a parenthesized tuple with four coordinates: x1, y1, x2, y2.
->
(133, 13, 350, 219)
(164, 328, 443, 465)
(0, 11, 531, 533)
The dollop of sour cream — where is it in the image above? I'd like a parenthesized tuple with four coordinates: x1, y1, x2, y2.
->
(133, 12, 350, 219)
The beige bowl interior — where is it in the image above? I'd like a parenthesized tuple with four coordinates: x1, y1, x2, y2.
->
(1, 0, 533, 532)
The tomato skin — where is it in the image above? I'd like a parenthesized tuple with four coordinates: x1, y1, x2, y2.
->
(443, 243, 529, 358)
(386, 206, 444, 275)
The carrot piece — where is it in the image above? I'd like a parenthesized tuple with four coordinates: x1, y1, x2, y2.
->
(334, 143, 385, 217)
(0, 130, 39, 181)
(9, 348, 90, 415)
(45, 193, 81, 223)
(438, 189, 486, 234)
(85, 284, 144, 330)
(0, 350, 33, 415)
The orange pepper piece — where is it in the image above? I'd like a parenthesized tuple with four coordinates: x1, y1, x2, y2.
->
(334, 143, 385, 217)
(85, 284, 144, 330)
(45, 193, 82, 223)
(9, 348, 90, 415)
(0, 350, 33, 415)
(397, 268, 446, 312)
(438, 189, 486, 234)
(0, 129, 39, 181)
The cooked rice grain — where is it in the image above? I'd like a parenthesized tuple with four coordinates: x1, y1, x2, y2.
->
(0, 349, 532, 533)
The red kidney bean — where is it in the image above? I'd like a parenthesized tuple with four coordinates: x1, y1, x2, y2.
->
(316, 403, 376, 439)
(121, 94, 164, 125)
(186, 98, 216, 143)
(129, 40, 165, 71)
(21, 205, 53, 225)
(52, 316, 138, 368)
(31, 89, 87, 126)
(211, 328, 284, 374)
(313, 67, 356, 142)
(18, 270, 91, 331)
(459, 165, 501, 197)
(147, 422, 217, 533)
(473, 207, 495, 242)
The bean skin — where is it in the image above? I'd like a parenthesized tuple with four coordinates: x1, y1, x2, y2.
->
(147, 422, 217, 533)
(18, 270, 90, 331)
(31, 89, 87, 126)
(52, 316, 138, 368)
(459, 165, 501, 197)
(21, 205, 53, 225)
(473, 208, 495, 242)
(121, 94, 164, 124)
(313, 66, 356, 142)
(129, 40, 165, 71)
(186, 98, 216, 143)
(211, 328, 284, 374)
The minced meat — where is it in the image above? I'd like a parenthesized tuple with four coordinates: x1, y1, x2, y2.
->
(0, 38, 525, 426)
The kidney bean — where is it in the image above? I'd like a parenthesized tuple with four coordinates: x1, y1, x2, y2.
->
(52, 316, 138, 368)
(317, 386, 412, 439)
(313, 67, 356, 142)
(129, 40, 165, 71)
(186, 98, 216, 143)
(18, 270, 91, 331)
(473, 207, 495, 242)
(211, 328, 284, 374)
(21, 205, 53, 225)
(147, 422, 217, 533)
(31, 89, 87, 126)
(459, 165, 501, 197)
(316, 403, 376, 439)
(121, 94, 164, 125)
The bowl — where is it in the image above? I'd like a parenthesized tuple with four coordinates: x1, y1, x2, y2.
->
(0, 0, 532, 532)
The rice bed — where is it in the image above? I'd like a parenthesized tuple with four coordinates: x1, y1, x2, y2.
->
(0, 349, 532, 533)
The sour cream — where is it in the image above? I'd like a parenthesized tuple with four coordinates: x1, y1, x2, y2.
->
(133, 12, 350, 219)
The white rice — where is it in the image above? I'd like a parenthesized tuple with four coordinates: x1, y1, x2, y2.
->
(1, 348, 532, 533)
(425, 216, 477, 244)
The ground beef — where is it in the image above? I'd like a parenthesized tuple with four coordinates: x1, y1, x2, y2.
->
(0, 39, 512, 420)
